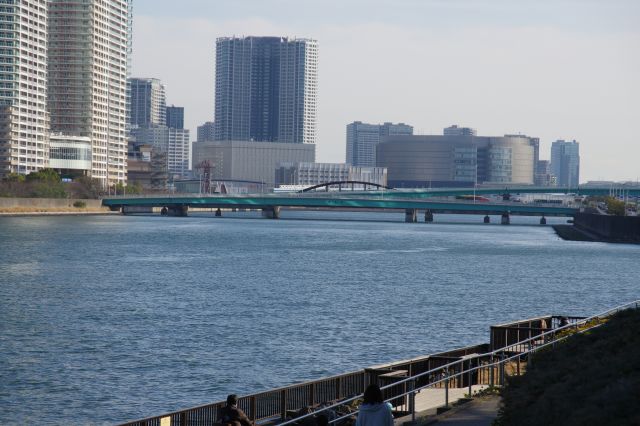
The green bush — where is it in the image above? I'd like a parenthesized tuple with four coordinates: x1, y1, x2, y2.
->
(495, 309, 640, 426)
(605, 197, 626, 216)
(25, 168, 62, 183)
(73, 200, 86, 208)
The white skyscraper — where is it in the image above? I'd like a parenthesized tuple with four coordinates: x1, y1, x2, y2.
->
(278, 38, 318, 144)
(48, 0, 131, 186)
(0, 0, 50, 177)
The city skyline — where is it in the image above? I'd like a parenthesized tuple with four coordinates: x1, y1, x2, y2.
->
(131, 0, 640, 182)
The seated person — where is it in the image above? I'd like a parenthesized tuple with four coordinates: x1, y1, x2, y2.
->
(219, 394, 253, 426)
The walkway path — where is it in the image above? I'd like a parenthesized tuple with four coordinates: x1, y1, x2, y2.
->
(432, 396, 500, 426)
(394, 387, 499, 426)
(413, 385, 487, 412)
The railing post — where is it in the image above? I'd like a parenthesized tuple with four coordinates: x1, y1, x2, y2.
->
(408, 379, 416, 424)
(280, 389, 287, 421)
(467, 360, 472, 397)
(250, 396, 257, 422)
(309, 383, 315, 407)
(489, 355, 494, 387)
(179, 412, 186, 426)
(445, 370, 449, 408)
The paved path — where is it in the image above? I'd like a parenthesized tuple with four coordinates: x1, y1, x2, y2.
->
(413, 385, 487, 412)
(432, 396, 500, 426)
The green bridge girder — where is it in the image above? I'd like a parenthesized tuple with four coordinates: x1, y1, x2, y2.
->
(102, 194, 579, 216)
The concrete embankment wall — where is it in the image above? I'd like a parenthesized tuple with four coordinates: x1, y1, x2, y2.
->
(0, 197, 105, 213)
(574, 213, 640, 243)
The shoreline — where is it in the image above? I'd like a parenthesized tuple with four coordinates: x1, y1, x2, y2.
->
(0, 210, 118, 217)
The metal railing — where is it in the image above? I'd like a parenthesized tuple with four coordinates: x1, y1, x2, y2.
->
(118, 300, 638, 426)
(276, 299, 639, 426)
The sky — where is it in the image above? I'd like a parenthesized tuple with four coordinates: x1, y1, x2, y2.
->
(131, 0, 640, 182)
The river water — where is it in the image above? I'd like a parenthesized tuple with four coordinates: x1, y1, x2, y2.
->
(0, 211, 638, 424)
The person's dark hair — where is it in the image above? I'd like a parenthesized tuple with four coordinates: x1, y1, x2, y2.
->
(363, 384, 383, 405)
(315, 414, 329, 426)
(227, 394, 238, 406)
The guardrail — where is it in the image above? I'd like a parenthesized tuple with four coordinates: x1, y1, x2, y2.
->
(278, 299, 639, 426)
(103, 193, 581, 209)
(118, 300, 638, 426)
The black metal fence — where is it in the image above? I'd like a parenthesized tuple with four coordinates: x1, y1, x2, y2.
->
(119, 315, 584, 426)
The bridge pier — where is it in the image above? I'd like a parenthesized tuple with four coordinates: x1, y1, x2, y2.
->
(167, 205, 188, 217)
(484, 215, 491, 224)
(405, 209, 417, 223)
(501, 212, 510, 225)
(540, 216, 547, 225)
(262, 206, 281, 219)
(215, 208, 222, 217)
(424, 210, 434, 223)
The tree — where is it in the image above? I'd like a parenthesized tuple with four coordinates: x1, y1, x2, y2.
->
(3, 173, 25, 183)
(605, 197, 625, 216)
(127, 182, 143, 195)
(69, 176, 102, 199)
(26, 168, 62, 183)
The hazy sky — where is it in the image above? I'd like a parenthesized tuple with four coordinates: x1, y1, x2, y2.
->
(132, 0, 640, 182)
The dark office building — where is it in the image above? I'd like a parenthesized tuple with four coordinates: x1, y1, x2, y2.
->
(214, 36, 318, 144)
(166, 105, 184, 129)
(197, 121, 216, 142)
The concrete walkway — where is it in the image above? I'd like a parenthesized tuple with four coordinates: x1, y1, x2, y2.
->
(431, 396, 500, 426)
(413, 385, 487, 413)
(394, 386, 499, 426)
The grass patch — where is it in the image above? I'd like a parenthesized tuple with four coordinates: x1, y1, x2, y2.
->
(494, 308, 640, 426)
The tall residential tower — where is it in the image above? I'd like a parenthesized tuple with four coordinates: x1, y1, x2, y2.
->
(214, 36, 318, 144)
(0, 0, 49, 177)
(48, 0, 131, 185)
(550, 139, 580, 187)
(129, 78, 166, 128)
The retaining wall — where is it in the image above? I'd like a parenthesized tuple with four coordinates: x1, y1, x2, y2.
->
(0, 197, 103, 209)
(574, 213, 640, 243)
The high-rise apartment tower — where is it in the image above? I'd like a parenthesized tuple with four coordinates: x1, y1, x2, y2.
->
(166, 105, 184, 129)
(48, 0, 131, 185)
(214, 36, 318, 144)
(197, 121, 215, 142)
(550, 139, 580, 187)
(0, 0, 50, 177)
(129, 78, 166, 128)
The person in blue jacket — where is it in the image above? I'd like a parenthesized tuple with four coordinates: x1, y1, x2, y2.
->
(355, 384, 394, 426)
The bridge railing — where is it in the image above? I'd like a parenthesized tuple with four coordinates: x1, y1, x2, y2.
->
(103, 193, 581, 208)
(116, 300, 638, 426)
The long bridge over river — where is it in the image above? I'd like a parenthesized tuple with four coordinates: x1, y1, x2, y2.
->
(100, 184, 628, 223)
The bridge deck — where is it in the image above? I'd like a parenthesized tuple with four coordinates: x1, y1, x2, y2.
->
(102, 194, 579, 216)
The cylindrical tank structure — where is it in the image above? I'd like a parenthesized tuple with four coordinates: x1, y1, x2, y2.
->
(377, 134, 535, 188)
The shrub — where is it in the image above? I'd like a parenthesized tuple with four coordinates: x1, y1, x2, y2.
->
(495, 309, 640, 426)
(73, 200, 86, 208)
